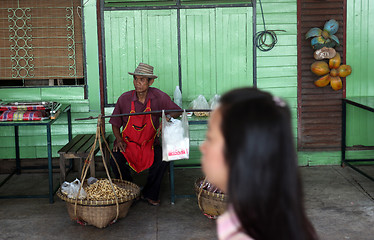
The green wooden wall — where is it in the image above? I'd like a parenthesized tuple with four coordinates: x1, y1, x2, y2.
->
(180, 7, 253, 101)
(345, 0, 374, 149)
(255, 0, 305, 163)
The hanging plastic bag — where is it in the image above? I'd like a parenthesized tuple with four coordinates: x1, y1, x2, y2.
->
(189, 95, 210, 117)
(162, 110, 189, 161)
(61, 178, 87, 199)
(208, 94, 221, 110)
(173, 86, 183, 108)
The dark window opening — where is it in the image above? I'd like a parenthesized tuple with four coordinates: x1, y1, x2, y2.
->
(0, 78, 85, 87)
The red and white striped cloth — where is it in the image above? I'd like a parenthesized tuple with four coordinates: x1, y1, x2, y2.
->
(0, 105, 46, 112)
(0, 110, 44, 121)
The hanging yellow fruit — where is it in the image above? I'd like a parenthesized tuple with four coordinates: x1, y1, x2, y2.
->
(330, 76, 342, 90)
(311, 61, 330, 76)
(329, 52, 341, 69)
(338, 65, 352, 77)
(311, 51, 352, 91)
(314, 74, 331, 87)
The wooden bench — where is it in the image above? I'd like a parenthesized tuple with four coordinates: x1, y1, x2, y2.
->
(58, 134, 109, 184)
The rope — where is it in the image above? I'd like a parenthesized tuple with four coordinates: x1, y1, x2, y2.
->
(73, 115, 123, 222)
(100, 121, 123, 180)
(255, 0, 286, 52)
(97, 120, 120, 223)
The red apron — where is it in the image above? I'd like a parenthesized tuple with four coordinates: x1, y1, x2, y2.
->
(122, 99, 156, 173)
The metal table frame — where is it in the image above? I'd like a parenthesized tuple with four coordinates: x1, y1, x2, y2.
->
(342, 97, 374, 181)
(0, 105, 72, 203)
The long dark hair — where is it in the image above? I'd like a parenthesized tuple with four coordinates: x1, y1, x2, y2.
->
(219, 88, 317, 240)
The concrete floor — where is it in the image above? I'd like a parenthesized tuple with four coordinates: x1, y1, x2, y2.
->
(1, 165, 374, 240)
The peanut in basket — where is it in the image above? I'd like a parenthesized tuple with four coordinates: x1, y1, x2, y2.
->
(85, 179, 132, 200)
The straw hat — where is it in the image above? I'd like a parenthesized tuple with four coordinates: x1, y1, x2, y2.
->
(128, 63, 158, 79)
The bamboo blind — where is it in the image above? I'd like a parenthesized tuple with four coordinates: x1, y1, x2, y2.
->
(0, 0, 83, 82)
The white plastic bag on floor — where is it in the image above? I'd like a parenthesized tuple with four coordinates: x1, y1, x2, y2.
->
(61, 178, 87, 199)
(162, 110, 189, 161)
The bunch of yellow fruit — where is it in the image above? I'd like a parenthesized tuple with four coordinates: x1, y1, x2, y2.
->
(310, 53, 352, 91)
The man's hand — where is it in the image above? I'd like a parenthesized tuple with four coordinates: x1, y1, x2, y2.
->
(113, 139, 127, 152)
(112, 125, 126, 152)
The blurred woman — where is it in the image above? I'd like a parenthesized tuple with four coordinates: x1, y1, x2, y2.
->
(200, 88, 318, 240)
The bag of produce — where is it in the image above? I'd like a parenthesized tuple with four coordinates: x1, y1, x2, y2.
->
(162, 110, 189, 161)
(189, 95, 209, 117)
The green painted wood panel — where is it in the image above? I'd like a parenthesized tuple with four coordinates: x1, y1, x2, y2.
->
(0, 87, 84, 101)
(216, 7, 253, 94)
(180, 7, 253, 101)
(256, 0, 297, 79)
(0, 88, 41, 101)
(256, 0, 297, 99)
(104, 10, 179, 104)
(84, 0, 101, 112)
(346, 0, 374, 148)
(256, 0, 298, 151)
(180, 9, 217, 100)
(41, 87, 85, 100)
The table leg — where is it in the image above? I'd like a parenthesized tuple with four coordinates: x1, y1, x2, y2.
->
(341, 99, 346, 166)
(47, 124, 54, 203)
(15, 126, 21, 174)
(170, 161, 175, 204)
(67, 107, 72, 141)
(59, 155, 66, 185)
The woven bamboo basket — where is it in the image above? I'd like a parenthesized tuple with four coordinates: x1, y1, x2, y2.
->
(194, 177, 227, 219)
(57, 115, 140, 228)
(57, 179, 140, 228)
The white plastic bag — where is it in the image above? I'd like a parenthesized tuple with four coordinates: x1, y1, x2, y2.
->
(173, 86, 183, 108)
(61, 178, 87, 199)
(189, 95, 209, 109)
(209, 94, 221, 110)
(189, 95, 209, 117)
(162, 110, 190, 161)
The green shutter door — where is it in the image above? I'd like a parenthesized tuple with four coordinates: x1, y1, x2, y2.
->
(180, 7, 253, 101)
(216, 7, 253, 94)
(180, 9, 217, 101)
(104, 10, 178, 104)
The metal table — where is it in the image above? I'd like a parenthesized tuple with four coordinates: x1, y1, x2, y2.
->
(342, 97, 374, 181)
(0, 105, 72, 203)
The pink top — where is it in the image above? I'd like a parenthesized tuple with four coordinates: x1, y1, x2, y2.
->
(217, 205, 254, 240)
